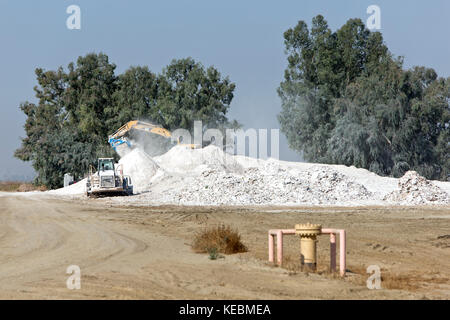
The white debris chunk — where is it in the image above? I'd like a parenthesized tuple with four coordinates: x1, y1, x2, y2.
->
(384, 171, 449, 205)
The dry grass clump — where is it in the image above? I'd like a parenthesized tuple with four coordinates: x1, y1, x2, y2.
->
(380, 272, 448, 290)
(17, 183, 47, 192)
(0, 181, 22, 192)
(192, 224, 247, 255)
(380, 273, 421, 290)
(0, 181, 47, 192)
(280, 254, 341, 278)
(347, 264, 447, 291)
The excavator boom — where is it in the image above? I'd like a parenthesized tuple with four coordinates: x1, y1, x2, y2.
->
(110, 120, 171, 140)
(108, 120, 202, 155)
(108, 120, 172, 152)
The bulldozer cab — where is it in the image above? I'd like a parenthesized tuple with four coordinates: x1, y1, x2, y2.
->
(98, 158, 114, 172)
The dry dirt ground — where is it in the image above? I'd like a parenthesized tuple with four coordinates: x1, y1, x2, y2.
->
(0, 193, 449, 299)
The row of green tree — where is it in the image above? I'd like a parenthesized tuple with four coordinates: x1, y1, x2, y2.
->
(278, 15, 449, 181)
(15, 55, 237, 188)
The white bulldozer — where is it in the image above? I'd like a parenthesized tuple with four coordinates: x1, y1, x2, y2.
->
(86, 158, 133, 197)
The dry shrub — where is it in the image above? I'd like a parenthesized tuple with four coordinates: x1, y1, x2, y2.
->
(17, 183, 47, 192)
(17, 184, 36, 192)
(380, 273, 421, 290)
(347, 265, 447, 291)
(0, 182, 47, 192)
(0, 181, 22, 192)
(381, 272, 447, 291)
(192, 224, 247, 254)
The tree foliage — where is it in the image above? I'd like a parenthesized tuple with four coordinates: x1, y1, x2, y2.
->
(16, 54, 236, 188)
(278, 15, 449, 180)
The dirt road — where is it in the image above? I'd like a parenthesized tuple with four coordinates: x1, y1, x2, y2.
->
(0, 193, 448, 299)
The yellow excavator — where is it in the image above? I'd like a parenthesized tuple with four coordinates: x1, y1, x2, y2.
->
(108, 120, 200, 156)
(110, 120, 172, 141)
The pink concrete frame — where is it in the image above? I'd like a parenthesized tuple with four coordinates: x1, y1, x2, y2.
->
(268, 228, 346, 276)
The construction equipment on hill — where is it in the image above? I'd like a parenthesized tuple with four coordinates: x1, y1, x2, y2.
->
(108, 120, 201, 156)
(86, 158, 133, 197)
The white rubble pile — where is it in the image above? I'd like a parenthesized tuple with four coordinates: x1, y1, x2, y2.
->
(119, 148, 160, 193)
(48, 178, 87, 196)
(157, 164, 372, 206)
(384, 171, 450, 205)
(46, 144, 450, 207)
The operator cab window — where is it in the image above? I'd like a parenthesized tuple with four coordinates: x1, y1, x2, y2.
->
(99, 159, 114, 171)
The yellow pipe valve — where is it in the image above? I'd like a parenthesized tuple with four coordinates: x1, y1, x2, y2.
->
(295, 223, 322, 271)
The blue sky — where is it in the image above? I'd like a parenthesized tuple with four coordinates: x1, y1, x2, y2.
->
(0, 0, 449, 180)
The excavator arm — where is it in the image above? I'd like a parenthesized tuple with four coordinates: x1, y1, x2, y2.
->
(110, 120, 171, 140)
(108, 120, 202, 153)
(108, 120, 172, 150)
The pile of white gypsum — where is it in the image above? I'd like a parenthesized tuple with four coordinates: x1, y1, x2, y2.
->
(111, 145, 450, 206)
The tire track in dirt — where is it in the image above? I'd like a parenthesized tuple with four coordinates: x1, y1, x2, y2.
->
(0, 194, 436, 299)
(0, 196, 150, 295)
